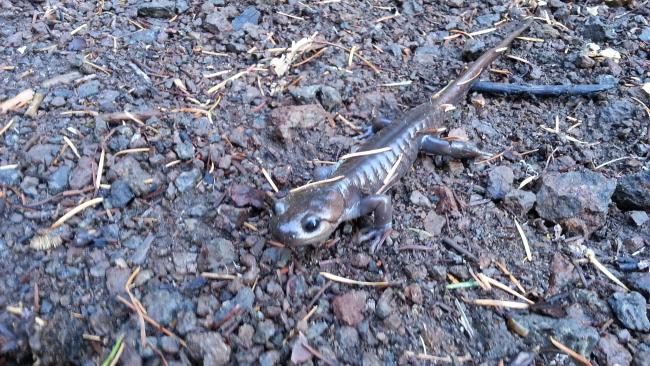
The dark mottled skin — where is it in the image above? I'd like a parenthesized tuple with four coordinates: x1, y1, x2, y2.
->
(270, 20, 533, 248)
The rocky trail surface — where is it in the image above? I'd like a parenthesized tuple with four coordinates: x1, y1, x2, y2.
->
(1, 0, 649, 365)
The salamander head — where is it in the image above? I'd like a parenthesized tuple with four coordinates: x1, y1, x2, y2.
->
(269, 188, 345, 247)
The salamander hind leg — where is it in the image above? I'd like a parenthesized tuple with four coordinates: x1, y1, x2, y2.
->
(354, 194, 393, 253)
(420, 135, 489, 158)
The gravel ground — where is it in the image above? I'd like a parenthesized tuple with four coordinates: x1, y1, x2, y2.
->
(1, 0, 649, 365)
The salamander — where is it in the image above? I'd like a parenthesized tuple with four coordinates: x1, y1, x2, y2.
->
(269, 19, 533, 249)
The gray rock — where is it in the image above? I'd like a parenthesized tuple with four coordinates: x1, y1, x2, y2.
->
(20, 176, 38, 196)
(105, 267, 129, 295)
(77, 80, 100, 98)
(110, 180, 134, 208)
(609, 292, 650, 331)
(129, 235, 152, 265)
(174, 141, 195, 160)
(504, 189, 536, 215)
(253, 319, 276, 344)
(640, 27, 650, 43)
(487, 166, 514, 200)
(174, 168, 200, 193)
(627, 272, 650, 298)
(582, 16, 615, 42)
(108, 156, 153, 196)
(337, 326, 359, 347)
(143, 289, 181, 326)
(635, 343, 650, 366)
(232, 6, 260, 30)
(137, 0, 187, 18)
(423, 210, 445, 236)
(259, 351, 280, 366)
(205, 11, 233, 34)
(510, 314, 599, 357)
(233, 286, 255, 311)
(0, 167, 22, 185)
(630, 210, 649, 226)
(595, 333, 632, 366)
(413, 46, 441, 64)
(375, 289, 394, 319)
(69, 157, 94, 189)
(97, 90, 120, 112)
(318, 86, 342, 111)
(198, 237, 235, 272)
(462, 39, 486, 61)
(176, 310, 198, 335)
(289, 84, 342, 111)
(186, 332, 231, 366)
(600, 100, 636, 124)
(614, 170, 650, 210)
(409, 190, 431, 207)
(332, 291, 367, 326)
(160, 336, 180, 354)
(26, 144, 59, 165)
(535, 171, 616, 232)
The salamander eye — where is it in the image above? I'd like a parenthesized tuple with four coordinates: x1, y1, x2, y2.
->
(302, 216, 320, 233)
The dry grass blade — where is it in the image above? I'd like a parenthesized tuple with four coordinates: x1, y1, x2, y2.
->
(261, 167, 279, 193)
(382, 152, 404, 182)
(347, 45, 357, 67)
(0, 117, 15, 136)
(469, 27, 496, 36)
(471, 299, 530, 309)
(114, 147, 151, 157)
(594, 156, 634, 170)
(495, 261, 527, 294)
(479, 274, 534, 304)
(51, 197, 104, 229)
(201, 272, 237, 280)
(631, 97, 650, 119)
(290, 175, 344, 193)
(340, 146, 391, 160)
(380, 80, 412, 87)
(125, 267, 147, 347)
(70, 23, 87, 35)
(514, 218, 532, 261)
(404, 351, 472, 363)
(516, 36, 544, 42)
(1, 89, 34, 113)
(518, 175, 537, 189)
(116, 295, 187, 348)
(96, 149, 105, 190)
(584, 248, 629, 291)
(207, 68, 251, 94)
(277, 11, 305, 20)
(320, 272, 392, 287)
(506, 54, 531, 65)
(63, 136, 81, 159)
(550, 336, 593, 366)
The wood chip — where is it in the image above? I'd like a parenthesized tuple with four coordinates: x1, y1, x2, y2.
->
(0, 89, 34, 113)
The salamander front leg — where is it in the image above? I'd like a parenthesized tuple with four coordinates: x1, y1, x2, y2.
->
(420, 135, 489, 158)
(355, 116, 393, 140)
(355, 194, 393, 253)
